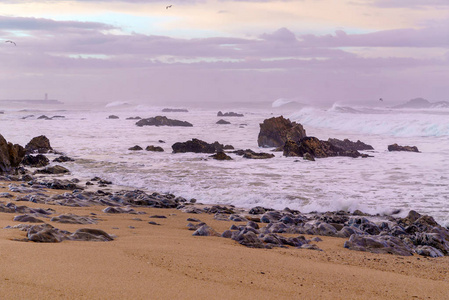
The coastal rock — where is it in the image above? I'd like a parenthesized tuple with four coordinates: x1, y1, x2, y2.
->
(216, 119, 231, 125)
(13, 214, 45, 223)
(210, 151, 232, 160)
(217, 111, 243, 117)
(50, 213, 97, 224)
(172, 139, 224, 153)
(192, 225, 220, 237)
(35, 165, 70, 174)
(53, 155, 75, 163)
(37, 115, 51, 120)
(69, 228, 114, 242)
(128, 145, 143, 151)
(25, 135, 52, 154)
(162, 108, 189, 112)
(126, 116, 142, 120)
(388, 143, 420, 152)
(0, 134, 26, 173)
(145, 145, 164, 152)
(328, 138, 374, 151)
(412, 232, 449, 255)
(344, 234, 414, 256)
(414, 245, 444, 258)
(21, 154, 50, 168)
(257, 116, 307, 148)
(108, 115, 119, 119)
(283, 137, 367, 158)
(136, 116, 193, 127)
(233, 149, 274, 159)
(27, 224, 66, 243)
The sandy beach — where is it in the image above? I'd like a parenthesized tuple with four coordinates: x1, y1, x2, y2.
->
(1, 181, 449, 300)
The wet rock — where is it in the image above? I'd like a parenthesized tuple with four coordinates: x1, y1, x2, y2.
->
(216, 119, 231, 125)
(13, 214, 45, 223)
(303, 153, 315, 161)
(234, 231, 266, 248)
(344, 234, 413, 256)
(260, 211, 283, 223)
(50, 213, 97, 224)
(27, 224, 66, 243)
(388, 143, 419, 152)
(229, 214, 248, 222)
(25, 135, 52, 154)
(412, 232, 449, 255)
(217, 111, 243, 117)
(414, 245, 444, 258)
(53, 155, 75, 163)
(136, 116, 193, 127)
(258, 116, 307, 148)
(149, 215, 167, 219)
(162, 108, 189, 112)
(243, 151, 274, 159)
(21, 154, 50, 167)
(249, 206, 272, 215)
(210, 151, 232, 160)
(146, 145, 164, 152)
(172, 139, 224, 153)
(192, 225, 220, 237)
(0, 134, 26, 173)
(108, 115, 119, 119)
(284, 137, 367, 159)
(35, 165, 70, 174)
(328, 138, 374, 151)
(126, 116, 142, 120)
(128, 145, 143, 151)
(186, 218, 201, 222)
(69, 228, 114, 241)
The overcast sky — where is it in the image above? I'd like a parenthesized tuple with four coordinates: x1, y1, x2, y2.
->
(0, 0, 448, 106)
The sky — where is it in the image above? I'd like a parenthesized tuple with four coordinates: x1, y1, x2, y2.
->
(0, 0, 448, 107)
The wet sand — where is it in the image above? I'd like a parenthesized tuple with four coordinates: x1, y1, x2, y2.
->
(1, 181, 449, 299)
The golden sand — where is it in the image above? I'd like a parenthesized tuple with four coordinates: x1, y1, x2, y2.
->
(0, 182, 448, 299)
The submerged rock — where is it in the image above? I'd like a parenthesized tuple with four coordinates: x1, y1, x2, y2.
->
(388, 143, 420, 152)
(21, 154, 50, 168)
(136, 116, 193, 127)
(172, 139, 224, 153)
(145, 145, 164, 152)
(328, 138, 374, 151)
(35, 165, 70, 174)
(216, 119, 231, 125)
(210, 151, 232, 160)
(217, 111, 243, 117)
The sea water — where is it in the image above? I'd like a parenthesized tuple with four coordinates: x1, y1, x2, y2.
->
(1, 102, 448, 226)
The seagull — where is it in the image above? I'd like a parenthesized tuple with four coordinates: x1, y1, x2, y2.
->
(166, 5, 172, 9)
(379, 98, 383, 102)
(5, 40, 16, 46)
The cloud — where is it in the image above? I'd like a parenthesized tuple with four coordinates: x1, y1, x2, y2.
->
(366, 0, 449, 8)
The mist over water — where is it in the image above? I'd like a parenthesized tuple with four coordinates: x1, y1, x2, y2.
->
(1, 101, 449, 226)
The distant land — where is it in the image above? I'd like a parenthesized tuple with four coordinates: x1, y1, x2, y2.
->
(0, 99, 63, 105)
(392, 98, 449, 109)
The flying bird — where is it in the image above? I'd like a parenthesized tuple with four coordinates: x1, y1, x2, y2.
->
(5, 40, 16, 46)
(166, 5, 172, 9)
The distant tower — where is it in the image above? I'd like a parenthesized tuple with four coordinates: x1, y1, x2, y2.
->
(45, 93, 48, 101)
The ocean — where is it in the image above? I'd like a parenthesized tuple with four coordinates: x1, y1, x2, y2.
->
(1, 101, 448, 226)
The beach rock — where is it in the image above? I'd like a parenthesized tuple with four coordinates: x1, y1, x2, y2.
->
(103, 206, 137, 214)
(388, 143, 420, 152)
(13, 214, 45, 223)
(257, 116, 307, 148)
(27, 224, 66, 243)
(216, 119, 231, 125)
(136, 116, 193, 127)
(145, 145, 164, 152)
(50, 213, 97, 224)
(25, 135, 52, 154)
(344, 234, 413, 256)
(192, 225, 220, 237)
(210, 151, 232, 160)
(414, 245, 444, 258)
(412, 232, 449, 255)
(53, 155, 75, 163)
(108, 115, 119, 119)
(283, 137, 366, 159)
(162, 108, 189, 112)
(21, 154, 50, 167)
(234, 231, 266, 248)
(0, 134, 26, 173)
(217, 111, 243, 117)
(35, 165, 70, 174)
(328, 138, 374, 151)
(249, 206, 272, 215)
(300, 244, 323, 251)
(172, 139, 224, 153)
(128, 145, 143, 151)
(70, 228, 114, 242)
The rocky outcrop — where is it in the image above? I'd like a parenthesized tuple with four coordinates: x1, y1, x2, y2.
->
(162, 108, 189, 112)
(53, 156, 75, 163)
(210, 151, 232, 160)
(136, 116, 193, 127)
(232, 149, 275, 159)
(146, 145, 164, 152)
(35, 165, 70, 174)
(25, 135, 52, 154)
(21, 154, 50, 168)
(216, 119, 231, 125)
(172, 139, 224, 153)
(328, 138, 374, 151)
(108, 115, 119, 119)
(344, 234, 414, 256)
(283, 137, 368, 158)
(25, 224, 113, 243)
(0, 134, 26, 173)
(257, 116, 306, 148)
(217, 111, 243, 117)
(388, 143, 420, 152)
(128, 145, 143, 151)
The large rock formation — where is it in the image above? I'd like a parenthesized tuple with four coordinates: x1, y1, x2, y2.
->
(328, 138, 374, 151)
(388, 143, 419, 152)
(258, 116, 306, 148)
(172, 139, 224, 153)
(0, 134, 26, 173)
(25, 135, 53, 153)
(283, 137, 368, 158)
(136, 116, 193, 127)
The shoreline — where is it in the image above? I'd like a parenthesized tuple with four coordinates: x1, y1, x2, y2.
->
(1, 180, 449, 299)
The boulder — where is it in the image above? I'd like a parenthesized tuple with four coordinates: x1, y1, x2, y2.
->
(145, 145, 164, 152)
(257, 116, 306, 148)
(53, 155, 75, 163)
(210, 151, 232, 160)
(217, 111, 243, 117)
(216, 119, 231, 125)
(25, 135, 52, 154)
(69, 228, 114, 241)
(233, 149, 274, 159)
(21, 154, 50, 167)
(344, 234, 413, 256)
(136, 116, 193, 127)
(13, 214, 45, 223)
(50, 213, 97, 224)
(283, 137, 367, 158)
(192, 225, 220, 237)
(328, 138, 374, 151)
(128, 145, 143, 151)
(107, 115, 119, 119)
(172, 139, 224, 153)
(35, 165, 70, 174)
(0, 134, 26, 173)
(388, 143, 419, 152)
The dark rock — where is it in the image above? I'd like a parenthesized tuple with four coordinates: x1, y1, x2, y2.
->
(13, 214, 45, 223)
(145, 145, 164, 152)
(70, 228, 114, 241)
(388, 143, 420, 152)
(300, 244, 323, 251)
(344, 234, 413, 256)
(217, 111, 243, 117)
(21, 154, 50, 167)
(243, 151, 274, 159)
(53, 156, 75, 163)
(27, 224, 66, 243)
(35, 165, 70, 174)
(234, 231, 266, 248)
(328, 138, 374, 151)
(192, 225, 220, 237)
(162, 108, 189, 112)
(186, 218, 201, 222)
(149, 215, 167, 219)
(412, 232, 449, 255)
(257, 116, 307, 148)
(37, 115, 51, 120)
(128, 145, 143, 151)
(303, 153, 315, 161)
(283, 137, 367, 159)
(136, 116, 193, 127)
(0, 134, 26, 173)
(25, 135, 52, 154)
(126, 116, 142, 120)
(216, 119, 231, 125)
(210, 151, 232, 160)
(108, 115, 119, 119)
(414, 245, 444, 257)
(249, 206, 271, 215)
(172, 138, 224, 153)
(50, 213, 97, 224)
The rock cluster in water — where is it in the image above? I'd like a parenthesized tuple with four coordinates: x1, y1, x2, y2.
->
(217, 111, 243, 117)
(388, 143, 420, 152)
(136, 116, 193, 127)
